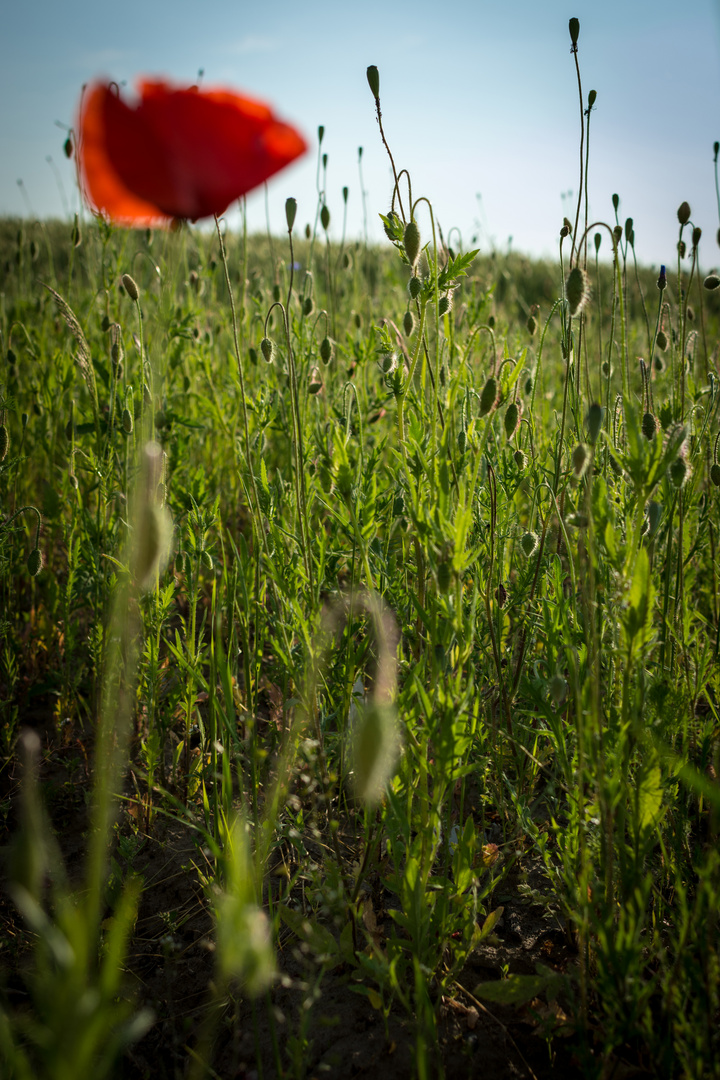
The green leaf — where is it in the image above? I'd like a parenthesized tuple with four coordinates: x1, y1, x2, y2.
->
(637, 761, 664, 834)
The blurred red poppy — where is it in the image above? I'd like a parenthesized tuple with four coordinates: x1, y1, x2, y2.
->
(78, 79, 307, 225)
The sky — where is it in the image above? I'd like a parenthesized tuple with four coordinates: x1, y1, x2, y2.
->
(1, 0, 719, 268)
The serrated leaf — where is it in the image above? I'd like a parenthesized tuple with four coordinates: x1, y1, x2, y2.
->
(637, 762, 664, 833)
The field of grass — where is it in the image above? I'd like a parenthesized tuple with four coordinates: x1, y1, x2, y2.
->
(1, 49, 720, 1080)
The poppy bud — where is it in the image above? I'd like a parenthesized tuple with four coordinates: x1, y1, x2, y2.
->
(613, 225, 623, 246)
(586, 402, 603, 444)
(248, 347, 258, 365)
(612, 193, 619, 212)
(624, 217, 633, 243)
(305, 223, 311, 239)
(302, 296, 314, 316)
(588, 89, 597, 108)
(479, 376, 499, 416)
(27, 548, 43, 577)
(704, 273, 720, 291)
(121, 273, 139, 301)
(657, 265, 667, 291)
(503, 401, 521, 440)
(521, 531, 538, 557)
(692, 226, 701, 248)
(669, 456, 689, 488)
(408, 275, 422, 299)
(560, 225, 569, 239)
(458, 429, 467, 454)
(321, 204, 330, 231)
(354, 311, 362, 329)
(64, 135, 73, 159)
(366, 65, 380, 100)
(342, 186, 349, 204)
(439, 295, 452, 317)
(201, 550, 214, 571)
(656, 329, 668, 350)
(320, 336, 333, 364)
(404, 220, 421, 266)
(678, 240, 686, 259)
(549, 675, 567, 706)
(0, 424, 8, 460)
(642, 412, 658, 440)
(260, 337, 275, 363)
(711, 463, 720, 487)
(677, 201, 691, 225)
(514, 449, 526, 470)
(572, 442, 589, 478)
(122, 408, 134, 434)
(526, 312, 537, 336)
(524, 376, 533, 396)
(654, 355, 665, 373)
(569, 17, 579, 46)
(285, 197, 297, 232)
(437, 560, 452, 593)
(566, 266, 590, 316)
(403, 310, 414, 336)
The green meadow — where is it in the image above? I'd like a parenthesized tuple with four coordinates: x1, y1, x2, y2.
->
(1, 38, 720, 1080)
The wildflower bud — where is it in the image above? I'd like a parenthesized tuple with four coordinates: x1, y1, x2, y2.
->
(549, 675, 567, 706)
(656, 329, 668, 350)
(354, 311, 362, 329)
(260, 337, 274, 363)
(560, 225, 569, 239)
(642, 412, 658, 440)
(408, 275, 422, 299)
(121, 274, 139, 301)
(174, 550, 184, 574)
(613, 225, 623, 246)
(27, 548, 43, 577)
(248, 347, 258, 365)
(657, 265, 667, 290)
(458, 429, 467, 454)
(503, 401, 521, 440)
(704, 273, 720, 291)
(488, 315, 495, 328)
(72, 214, 82, 248)
(521, 531, 538, 557)
(320, 336, 333, 364)
(514, 449, 526, 469)
(285, 197, 297, 232)
(612, 193, 619, 211)
(569, 17, 580, 46)
(593, 232, 601, 254)
(305, 223, 311, 240)
(586, 402, 603, 444)
(201, 550, 214, 571)
(302, 296, 314, 317)
(0, 424, 8, 460)
(63, 135, 73, 159)
(677, 201, 691, 225)
(479, 376, 499, 416)
(21, 413, 28, 428)
(437, 560, 452, 593)
(438, 295, 451, 317)
(669, 456, 688, 488)
(342, 186, 349, 205)
(404, 220, 421, 267)
(588, 88, 597, 107)
(122, 407, 134, 434)
(715, 141, 720, 162)
(380, 352, 396, 374)
(678, 240, 686, 258)
(524, 376, 533, 395)
(366, 65, 380, 100)
(572, 442, 589, 478)
(566, 266, 590, 316)
(692, 226, 701, 248)
(686, 306, 694, 322)
(403, 310, 414, 336)
(318, 125, 324, 144)
(321, 204, 330, 231)
(343, 251, 352, 269)
(710, 463, 720, 487)
(654, 355, 664, 373)
(625, 217, 633, 242)
(439, 362, 447, 387)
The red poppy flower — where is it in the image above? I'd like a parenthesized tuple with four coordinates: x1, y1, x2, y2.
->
(78, 79, 307, 225)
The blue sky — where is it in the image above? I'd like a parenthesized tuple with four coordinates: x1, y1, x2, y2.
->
(2, 0, 719, 267)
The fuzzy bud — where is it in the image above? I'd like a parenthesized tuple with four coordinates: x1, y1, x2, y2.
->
(677, 201, 691, 226)
(285, 197, 297, 232)
(513, 449, 526, 470)
(27, 548, 43, 577)
(201, 550, 214, 571)
(302, 296, 314, 317)
(403, 310, 415, 336)
(503, 401, 521, 441)
(305, 223, 311, 240)
(260, 337, 274, 363)
(588, 88, 597, 108)
(641, 412, 658, 440)
(613, 225, 623, 246)
(438, 295, 452, 317)
(64, 135, 73, 159)
(549, 675, 567, 706)
(122, 408, 134, 434)
(692, 226, 702, 249)
(625, 217, 633, 243)
(320, 336, 333, 364)
(479, 376, 499, 416)
(408, 275, 422, 300)
(458, 429, 467, 454)
(612, 193, 619, 212)
(0, 424, 8, 461)
(586, 402, 603, 444)
(366, 65, 380, 100)
(569, 17, 580, 46)
(121, 274, 139, 302)
(669, 456, 689, 488)
(320, 204, 330, 231)
(404, 220, 421, 267)
(571, 442, 589, 478)
(711, 463, 720, 487)
(566, 266, 590, 316)
(656, 329, 668, 350)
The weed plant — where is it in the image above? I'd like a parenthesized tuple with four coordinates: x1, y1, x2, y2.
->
(1, 21, 720, 1080)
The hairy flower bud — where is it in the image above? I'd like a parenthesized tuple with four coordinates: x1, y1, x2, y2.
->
(320, 336, 333, 364)
(566, 266, 590, 316)
(403, 310, 414, 336)
(260, 337, 274, 363)
(27, 547, 43, 577)
(408, 275, 422, 300)
(121, 273, 139, 302)
(366, 65, 380, 100)
(320, 204, 330, 231)
(569, 17, 579, 46)
(479, 376, 499, 416)
(677, 201, 691, 226)
(641, 412, 658, 440)
(404, 220, 421, 267)
(285, 197, 297, 232)
(586, 402, 603, 444)
(704, 273, 720, 291)
(0, 424, 8, 461)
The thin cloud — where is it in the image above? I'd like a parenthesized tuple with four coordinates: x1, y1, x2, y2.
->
(221, 36, 279, 56)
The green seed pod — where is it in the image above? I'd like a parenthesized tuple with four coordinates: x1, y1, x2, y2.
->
(403, 310, 414, 336)
(260, 337, 274, 363)
(437, 560, 452, 593)
(656, 328, 668, 350)
(27, 548, 43, 577)
(549, 675, 567, 706)
(513, 449, 526, 470)
(704, 273, 720, 291)
(566, 266, 590, 316)
(366, 65, 380, 100)
(521, 531, 538, 557)
(503, 400, 521, 440)
(569, 17, 579, 46)
(403, 220, 421, 267)
(641, 412, 658, 440)
(285, 197, 297, 232)
(320, 336, 333, 364)
(710, 463, 720, 487)
(320, 204, 330, 231)
(121, 273, 139, 301)
(408, 275, 422, 300)
(201, 550, 214, 571)
(586, 402, 603, 444)
(0, 424, 8, 461)
(677, 201, 691, 226)
(122, 408, 134, 434)
(572, 442, 589, 478)
(479, 376, 499, 416)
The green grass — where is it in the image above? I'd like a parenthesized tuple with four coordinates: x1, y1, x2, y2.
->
(1, 49, 720, 1080)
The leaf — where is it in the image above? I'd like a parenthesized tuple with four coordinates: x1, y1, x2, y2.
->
(637, 761, 664, 834)
(474, 967, 562, 1006)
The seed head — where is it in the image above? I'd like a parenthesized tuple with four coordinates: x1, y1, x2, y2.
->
(121, 273, 139, 302)
(677, 201, 691, 226)
(27, 548, 43, 577)
(479, 376, 499, 417)
(566, 266, 590, 316)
